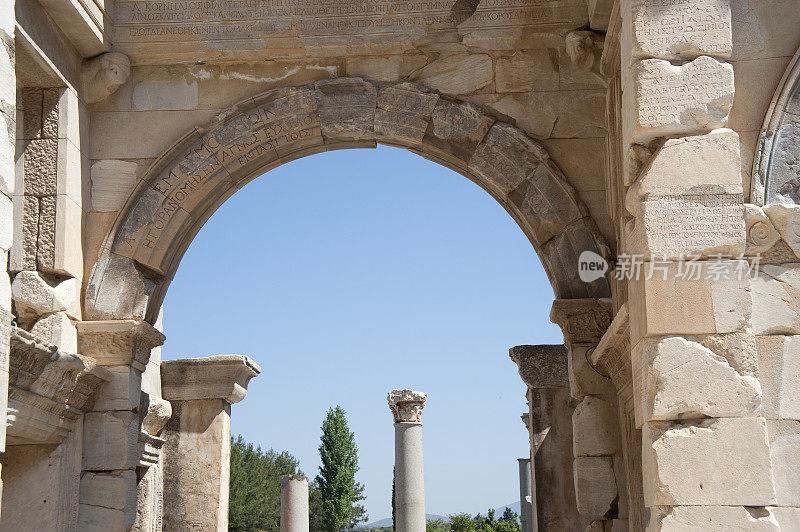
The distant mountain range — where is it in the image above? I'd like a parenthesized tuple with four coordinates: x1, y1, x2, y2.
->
(365, 501, 521, 528)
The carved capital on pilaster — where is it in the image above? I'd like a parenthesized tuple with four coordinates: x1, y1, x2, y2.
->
(161, 355, 261, 404)
(77, 320, 165, 372)
(591, 304, 632, 387)
(550, 298, 612, 345)
(509, 345, 569, 388)
(388, 389, 427, 423)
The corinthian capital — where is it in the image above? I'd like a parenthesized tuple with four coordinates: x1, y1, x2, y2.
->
(388, 389, 427, 423)
(550, 298, 612, 345)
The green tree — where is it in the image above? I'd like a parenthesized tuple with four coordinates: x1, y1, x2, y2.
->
(316, 406, 362, 532)
(348, 482, 368, 528)
(499, 507, 516, 522)
(448, 513, 476, 532)
(426, 518, 446, 532)
(228, 435, 302, 532)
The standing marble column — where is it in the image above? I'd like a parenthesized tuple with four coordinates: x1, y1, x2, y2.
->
(518, 458, 533, 532)
(281, 475, 309, 532)
(388, 389, 427, 532)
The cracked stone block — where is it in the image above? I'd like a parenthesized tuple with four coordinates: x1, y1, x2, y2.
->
(413, 54, 493, 95)
(79, 470, 136, 513)
(766, 419, 800, 506)
(573, 395, 620, 456)
(641, 336, 761, 421)
(648, 505, 779, 531)
(624, 0, 732, 63)
(643, 417, 776, 506)
(495, 50, 559, 93)
(36, 195, 56, 272)
(573, 456, 617, 519)
(315, 78, 376, 142)
(625, 56, 734, 142)
(751, 264, 800, 335)
(30, 311, 77, 354)
(23, 138, 58, 196)
(90, 160, 138, 212)
(762, 204, 800, 260)
(11, 271, 77, 320)
(769, 507, 800, 531)
(625, 129, 745, 260)
(10, 195, 38, 272)
(81, 411, 140, 471)
(756, 336, 800, 420)
(91, 365, 142, 412)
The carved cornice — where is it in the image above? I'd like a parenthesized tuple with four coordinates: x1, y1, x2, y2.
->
(8, 327, 112, 445)
(550, 298, 612, 345)
(138, 432, 165, 468)
(77, 320, 166, 372)
(388, 389, 427, 423)
(509, 345, 569, 389)
(161, 355, 261, 404)
(591, 304, 632, 388)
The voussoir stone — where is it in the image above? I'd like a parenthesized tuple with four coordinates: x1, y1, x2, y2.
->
(469, 122, 548, 196)
(314, 78, 377, 142)
(643, 417, 776, 506)
(375, 83, 439, 146)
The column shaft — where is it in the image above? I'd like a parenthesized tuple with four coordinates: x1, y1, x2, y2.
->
(280, 475, 309, 532)
(394, 422, 425, 532)
(518, 458, 533, 532)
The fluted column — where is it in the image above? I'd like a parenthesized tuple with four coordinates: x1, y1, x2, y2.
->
(281, 475, 309, 532)
(388, 389, 427, 532)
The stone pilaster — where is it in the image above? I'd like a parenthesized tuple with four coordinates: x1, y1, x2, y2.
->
(280, 475, 309, 532)
(509, 344, 587, 531)
(517, 458, 533, 532)
(388, 389, 426, 532)
(76, 320, 165, 531)
(160, 355, 260, 532)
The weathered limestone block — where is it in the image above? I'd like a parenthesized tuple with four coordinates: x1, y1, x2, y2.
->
(81, 53, 131, 104)
(83, 254, 156, 320)
(573, 395, 620, 456)
(77, 319, 165, 371)
(625, 129, 745, 259)
(643, 417, 776, 506)
(588, 0, 613, 31)
(540, 221, 611, 300)
(30, 311, 77, 354)
(624, 0, 733, 62)
(0, 193, 11, 252)
(641, 336, 761, 421)
(495, 50, 559, 93)
(770, 507, 800, 530)
(11, 195, 39, 272)
(314, 78, 376, 143)
(751, 265, 800, 335)
(141, 393, 172, 436)
(573, 456, 617, 519)
(79, 470, 137, 531)
(509, 344, 568, 388)
(763, 204, 800, 260)
(756, 336, 800, 420)
(628, 261, 751, 343)
(420, 99, 494, 169)
(647, 505, 780, 531)
(35, 195, 56, 271)
(11, 271, 77, 320)
(745, 204, 781, 255)
(90, 160, 138, 212)
(470, 122, 548, 196)
(82, 410, 141, 470)
(625, 56, 734, 142)
(568, 344, 615, 399)
(346, 56, 401, 82)
(766, 419, 800, 506)
(413, 54, 493, 95)
(22, 138, 58, 196)
(565, 31, 604, 73)
(161, 355, 260, 404)
(92, 365, 142, 412)
(374, 82, 439, 146)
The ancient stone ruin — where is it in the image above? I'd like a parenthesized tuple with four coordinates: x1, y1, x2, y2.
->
(1, 0, 800, 529)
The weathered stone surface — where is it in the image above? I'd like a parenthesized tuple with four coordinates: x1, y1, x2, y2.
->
(84, 254, 155, 320)
(572, 395, 620, 456)
(770, 507, 800, 531)
(92, 365, 142, 412)
(80, 470, 137, 514)
(141, 393, 172, 436)
(573, 456, 616, 519)
(566, 343, 614, 399)
(11, 271, 77, 319)
(766, 419, 800, 506)
(509, 344, 568, 389)
(11, 195, 39, 272)
(763, 204, 800, 259)
(643, 417, 776, 506)
(756, 336, 800, 420)
(495, 50, 559, 93)
(374, 83, 439, 146)
(413, 54, 493, 95)
(516, 162, 587, 244)
(81, 53, 131, 104)
(625, 129, 745, 259)
(625, 0, 733, 62)
(471, 121, 546, 195)
(30, 311, 77, 354)
(36, 195, 56, 271)
(418, 98, 494, 168)
(23, 139, 58, 196)
(77, 319, 165, 371)
(161, 355, 261, 404)
(626, 56, 734, 142)
(315, 77, 376, 142)
(641, 335, 761, 421)
(388, 389, 427, 423)
(133, 75, 198, 111)
(648, 505, 780, 531)
(91, 160, 138, 212)
(745, 203, 781, 255)
(751, 264, 800, 335)
(346, 56, 401, 82)
(82, 410, 141, 470)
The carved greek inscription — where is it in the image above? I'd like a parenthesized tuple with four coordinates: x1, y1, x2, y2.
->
(632, 0, 732, 57)
(643, 193, 743, 251)
(115, 0, 586, 45)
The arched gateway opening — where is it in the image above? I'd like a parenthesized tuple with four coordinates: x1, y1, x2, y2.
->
(84, 78, 610, 323)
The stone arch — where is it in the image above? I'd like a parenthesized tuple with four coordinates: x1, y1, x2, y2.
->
(84, 78, 610, 323)
(753, 45, 800, 204)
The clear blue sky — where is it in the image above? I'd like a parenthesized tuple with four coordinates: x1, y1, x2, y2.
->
(161, 145, 564, 521)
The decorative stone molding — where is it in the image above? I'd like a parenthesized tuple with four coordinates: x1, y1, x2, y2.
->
(388, 389, 427, 423)
(81, 52, 131, 104)
(161, 355, 261, 404)
(591, 304, 632, 388)
(140, 392, 172, 436)
(521, 412, 530, 432)
(77, 320, 165, 372)
(509, 345, 569, 388)
(7, 327, 111, 445)
(550, 298, 613, 345)
(138, 432, 165, 469)
(744, 204, 781, 256)
(565, 30, 605, 73)
(753, 46, 800, 204)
